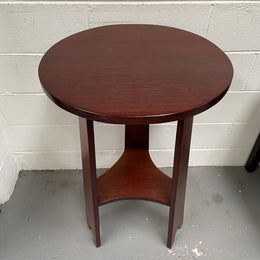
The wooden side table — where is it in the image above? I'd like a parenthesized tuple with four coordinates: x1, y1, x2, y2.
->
(38, 25, 233, 248)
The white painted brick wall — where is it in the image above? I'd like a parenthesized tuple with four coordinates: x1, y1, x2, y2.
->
(0, 1, 259, 174)
(0, 129, 8, 165)
(0, 54, 43, 93)
(0, 4, 89, 53)
(87, 3, 210, 35)
(247, 53, 260, 90)
(207, 3, 260, 51)
(0, 128, 18, 204)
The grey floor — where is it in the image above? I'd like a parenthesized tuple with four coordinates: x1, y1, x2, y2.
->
(0, 167, 259, 260)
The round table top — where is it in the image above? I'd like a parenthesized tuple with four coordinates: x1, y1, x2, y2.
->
(38, 24, 233, 124)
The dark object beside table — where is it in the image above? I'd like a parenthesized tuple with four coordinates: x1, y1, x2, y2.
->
(38, 25, 233, 248)
(245, 132, 260, 172)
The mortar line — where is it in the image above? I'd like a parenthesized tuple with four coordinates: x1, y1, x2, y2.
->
(0, 93, 45, 96)
(2, 124, 78, 127)
(2, 122, 260, 127)
(11, 147, 251, 154)
(228, 90, 260, 93)
(0, 53, 44, 56)
(0, 51, 260, 56)
(0, 90, 259, 96)
(225, 50, 260, 54)
(206, 4, 214, 37)
(0, 148, 10, 171)
(244, 53, 258, 89)
(0, 1, 259, 5)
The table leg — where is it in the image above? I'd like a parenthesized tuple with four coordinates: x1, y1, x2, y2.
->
(79, 118, 101, 247)
(125, 125, 149, 148)
(167, 117, 193, 248)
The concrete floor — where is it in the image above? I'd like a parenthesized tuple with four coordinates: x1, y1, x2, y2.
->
(0, 167, 259, 260)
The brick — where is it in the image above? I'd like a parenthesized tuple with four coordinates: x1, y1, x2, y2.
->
(12, 147, 251, 170)
(4, 124, 124, 152)
(195, 92, 260, 123)
(13, 150, 128, 170)
(88, 3, 210, 37)
(150, 124, 177, 150)
(4, 125, 80, 152)
(246, 53, 260, 90)
(1, 1, 259, 172)
(207, 3, 260, 51)
(151, 148, 251, 167)
(0, 55, 43, 93)
(0, 4, 89, 52)
(94, 124, 124, 150)
(0, 95, 77, 125)
(192, 123, 260, 149)
(189, 148, 251, 166)
(150, 123, 260, 150)
(227, 53, 256, 91)
(13, 151, 82, 170)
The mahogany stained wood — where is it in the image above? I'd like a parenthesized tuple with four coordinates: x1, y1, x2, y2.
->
(78, 118, 100, 247)
(39, 25, 233, 248)
(97, 147, 171, 206)
(167, 117, 193, 248)
(38, 24, 233, 125)
(125, 125, 149, 148)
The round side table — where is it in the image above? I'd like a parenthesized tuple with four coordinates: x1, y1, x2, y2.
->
(38, 25, 233, 248)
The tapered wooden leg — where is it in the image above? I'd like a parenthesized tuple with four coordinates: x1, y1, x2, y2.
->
(125, 125, 149, 148)
(79, 118, 101, 247)
(167, 117, 193, 248)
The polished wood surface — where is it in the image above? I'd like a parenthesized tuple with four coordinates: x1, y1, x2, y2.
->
(98, 125, 171, 205)
(98, 148, 171, 206)
(79, 118, 100, 247)
(167, 117, 193, 248)
(39, 25, 233, 248)
(39, 24, 233, 125)
(125, 125, 149, 148)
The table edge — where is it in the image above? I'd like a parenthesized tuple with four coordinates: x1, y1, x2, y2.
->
(40, 81, 231, 125)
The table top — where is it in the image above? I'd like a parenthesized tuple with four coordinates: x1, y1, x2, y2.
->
(38, 24, 233, 124)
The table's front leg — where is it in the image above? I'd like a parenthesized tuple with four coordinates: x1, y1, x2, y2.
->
(79, 118, 101, 247)
(167, 117, 193, 248)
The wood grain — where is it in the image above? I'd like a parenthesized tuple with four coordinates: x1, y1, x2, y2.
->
(98, 147, 171, 206)
(79, 118, 101, 247)
(125, 125, 149, 148)
(39, 24, 233, 125)
(39, 25, 233, 248)
(167, 117, 193, 248)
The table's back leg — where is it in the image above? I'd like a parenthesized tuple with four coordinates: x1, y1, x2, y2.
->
(79, 118, 101, 247)
(167, 117, 193, 248)
(125, 125, 149, 148)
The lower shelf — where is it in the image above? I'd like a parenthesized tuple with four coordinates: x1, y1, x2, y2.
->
(97, 148, 172, 206)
